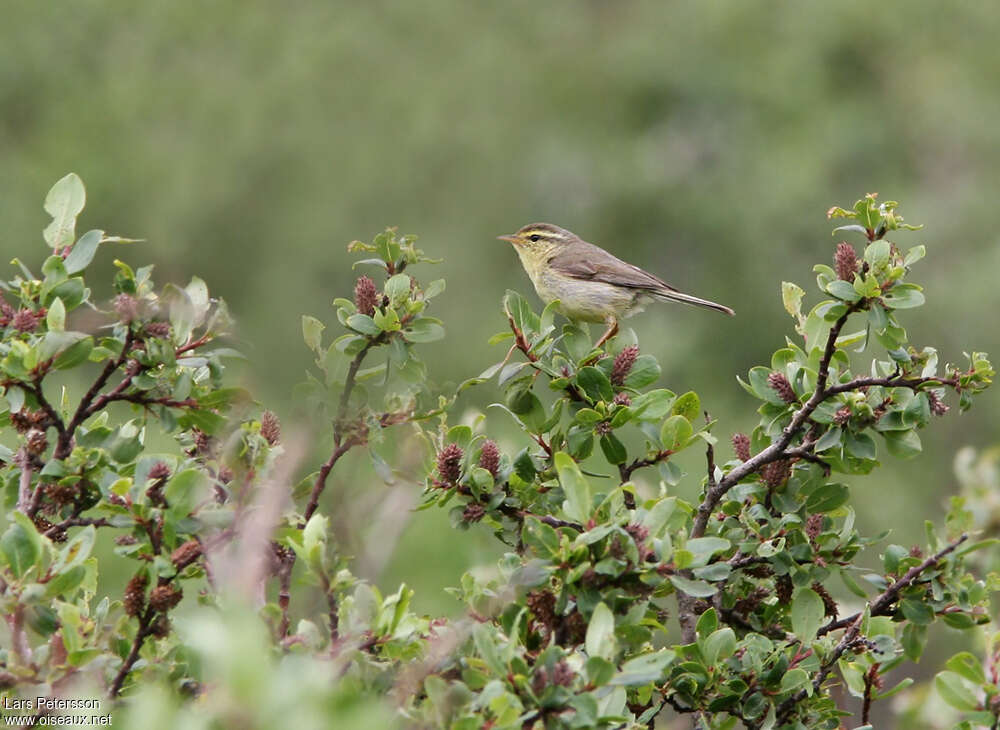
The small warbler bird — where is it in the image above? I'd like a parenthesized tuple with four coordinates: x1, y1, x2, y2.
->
(498, 223, 734, 347)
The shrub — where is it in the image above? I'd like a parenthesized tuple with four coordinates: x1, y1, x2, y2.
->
(0, 177, 995, 728)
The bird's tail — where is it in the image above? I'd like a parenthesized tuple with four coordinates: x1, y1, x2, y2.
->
(652, 288, 735, 316)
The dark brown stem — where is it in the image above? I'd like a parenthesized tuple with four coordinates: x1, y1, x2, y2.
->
(59, 330, 135, 458)
(109, 608, 154, 697)
(303, 441, 354, 524)
(778, 534, 968, 723)
(862, 664, 879, 725)
(691, 301, 864, 540)
(817, 533, 968, 637)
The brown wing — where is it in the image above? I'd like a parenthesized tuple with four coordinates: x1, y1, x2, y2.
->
(547, 240, 678, 293)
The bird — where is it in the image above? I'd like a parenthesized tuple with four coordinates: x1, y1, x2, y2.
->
(497, 223, 733, 348)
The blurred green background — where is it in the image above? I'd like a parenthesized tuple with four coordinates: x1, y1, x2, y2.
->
(2, 1, 999, 722)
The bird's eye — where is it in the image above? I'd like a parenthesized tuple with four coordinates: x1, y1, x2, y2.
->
(529, 234, 541, 242)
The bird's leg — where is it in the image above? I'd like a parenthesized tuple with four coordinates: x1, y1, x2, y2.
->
(594, 318, 619, 350)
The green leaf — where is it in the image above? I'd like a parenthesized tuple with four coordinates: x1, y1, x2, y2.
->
(43, 173, 86, 248)
(669, 575, 717, 598)
(782, 281, 805, 325)
(903, 245, 926, 267)
(827, 279, 861, 302)
(53, 526, 95, 573)
(46, 297, 65, 331)
(345, 313, 379, 336)
(935, 671, 980, 711)
(0, 514, 43, 579)
(805, 483, 849, 513)
(791, 588, 825, 643)
(685, 537, 730, 567)
(660, 415, 693, 451)
(301, 513, 329, 571)
(384, 274, 411, 306)
(164, 469, 207, 517)
(780, 668, 810, 694)
(696, 608, 718, 636)
(611, 650, 676, 686)
(865, 239, 891, 269)
(599, 433, 627, 466)
(424, 279, 446, 299)
(901, 623, 927, 662)
(404, 318, 445, 343)
(883, 430, 922, 459)
(50, 333, 93, 370)
(703, 628, 736, 666)
(882, 283, 925, 310)
(671, 391, 701, 422)
(623, 355, 660, 389)
(372, 307, 401, 332)
(64, 229, 103, 274)
(945, 652, 986, 686)
(900, 598, 934, 625)
(844, 431, 876, 460)
(577, 366, 613, 402)
(585, 602, 616, 660)
(555, 452, 591, 524)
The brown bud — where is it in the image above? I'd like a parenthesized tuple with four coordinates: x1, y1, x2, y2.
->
(775, 574, 793, 605)
(834, 406, 852, 426)
(477, 439, 500, 477)
(123, 573, 149, 617)
(260, 410, 281, 445)
(115, 534, 139, 546)
(835, 242, 858, 281)
(610, 345, 639, 386)
(436, 443, 463, 484)
(11, 308, 40, 333)
(551, 660, 574, 687)
(812, 582, 838, 618)
(767, 372, 797, 404)
(927, 390, 949, 416)
(113, 293, 139, 323)
(354, 275, 378, 317)
(149, 584, 183, 612)
(171, 539, 202, 569)
(526, 590, 556, 629)
(612, 392, 631, 406)
(148, 461, 171, 481)
(805, 513, 824, 541)
(531, 667, 550, 696)
(44, 482, 76, 507)
(564, 610, 587, 645)
(732, 433, 751, 462)
(25, 428, 48, 456)
(0, 300, 12, 327)
(762, 459, 791, 489)
(462, 502, 485, 523)
(145, 321, 171, 339)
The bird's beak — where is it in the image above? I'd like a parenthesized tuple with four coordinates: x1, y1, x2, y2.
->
(497, 234, 518, 244)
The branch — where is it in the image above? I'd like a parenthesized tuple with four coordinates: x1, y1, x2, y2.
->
(59, 329, 135, 458)
(303, 440, 354, 524)
(817, 533, 968, 637)
(778, 534, 968, 724)
(109, 607, 155, 698)
(691, 301, 864, 539)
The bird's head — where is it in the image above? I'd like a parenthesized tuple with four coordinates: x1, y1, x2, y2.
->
(497, 223, 575, 261)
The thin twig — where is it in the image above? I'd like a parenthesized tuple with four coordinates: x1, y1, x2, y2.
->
(817, 533, 968, 637)
(777, 534, 968, 723)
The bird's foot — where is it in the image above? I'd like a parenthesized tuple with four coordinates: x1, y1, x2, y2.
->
(594, 320, 619, 350)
